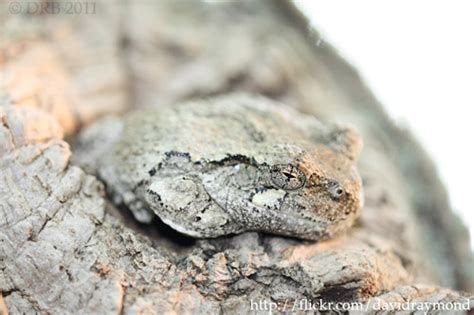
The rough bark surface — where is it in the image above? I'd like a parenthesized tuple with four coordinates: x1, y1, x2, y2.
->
(1, 1, 473, 314)
(0, 1, 127, 134)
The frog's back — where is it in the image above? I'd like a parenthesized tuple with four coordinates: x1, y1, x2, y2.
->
(111, 95, 323, 186)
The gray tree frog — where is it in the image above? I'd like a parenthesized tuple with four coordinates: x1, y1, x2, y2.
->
(74, 94, 363, 240)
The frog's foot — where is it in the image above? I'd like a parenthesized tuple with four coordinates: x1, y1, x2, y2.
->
(119, 190, 155, 223)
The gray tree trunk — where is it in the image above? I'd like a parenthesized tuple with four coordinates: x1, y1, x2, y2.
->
(1, 1, 473, 314)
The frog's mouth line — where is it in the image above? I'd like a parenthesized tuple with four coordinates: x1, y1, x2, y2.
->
(240, 199, 330, 239)
(160, 216, 207, 238)
(202, 177, 331, 239)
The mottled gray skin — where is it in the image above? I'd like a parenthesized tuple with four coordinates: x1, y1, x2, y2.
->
(75, 95, 363, 240)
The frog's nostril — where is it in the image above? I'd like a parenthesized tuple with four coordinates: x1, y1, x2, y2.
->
(328, 181, 345, 200)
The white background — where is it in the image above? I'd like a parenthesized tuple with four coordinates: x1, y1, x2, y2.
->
(296, 0, 474, 246)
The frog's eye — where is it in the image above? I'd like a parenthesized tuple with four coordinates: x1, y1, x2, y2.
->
(270, 164, 306, 190)
(328, 180, 345, 200)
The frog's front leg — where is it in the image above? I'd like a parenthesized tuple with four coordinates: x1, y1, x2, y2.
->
(143, 175, 242, 238)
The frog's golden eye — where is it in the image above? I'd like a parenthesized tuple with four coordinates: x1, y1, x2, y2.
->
(270, 164, 306, 190)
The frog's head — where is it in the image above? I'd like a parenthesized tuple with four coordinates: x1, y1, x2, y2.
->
(232, 128, 363, 239)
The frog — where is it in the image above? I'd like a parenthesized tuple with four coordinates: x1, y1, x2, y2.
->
(74, 94, 363, 240)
